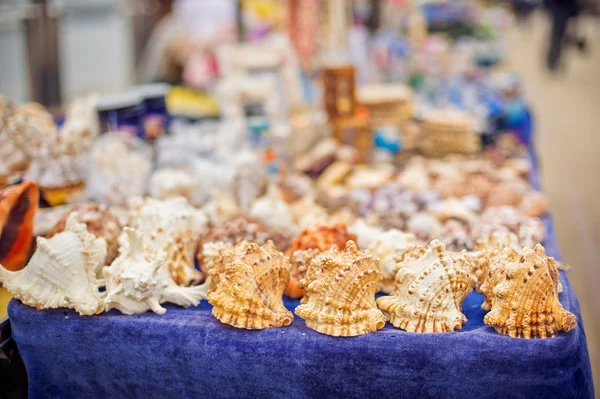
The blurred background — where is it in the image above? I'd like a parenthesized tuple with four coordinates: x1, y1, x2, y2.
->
(0, 0, 598, 394)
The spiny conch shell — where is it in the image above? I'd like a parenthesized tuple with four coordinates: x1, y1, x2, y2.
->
(483, 244, 577, 339)
(479, 247, 520, 311)
(0, 181, 39, 271)
(46, 202, 122, 266)
(376, 240, 476, 333)
(0, 213, 106, 315)
(249, 184, 295, 232)
(127, 197, 207, 286)
(471, 232, 521, 294)
(367, 229, 418, 294)
(294, 241, 386, 336)
(285, 224, 357, 299)
(103, 228, 207, 315)
(149, 168, 197, 202)
(207, 241, 293, 329)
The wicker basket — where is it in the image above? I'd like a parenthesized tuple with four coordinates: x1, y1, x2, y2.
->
(419, 110, 481, 157)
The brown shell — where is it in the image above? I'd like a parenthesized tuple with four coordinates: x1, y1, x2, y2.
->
(45, 202, 122, 265)
(472, 232, 522, 295)
(295, 241, 386, 336)
(196, 215, 291, 273)
(483, 244, 577, 338)
(0, 181, 39, 271)
(207, 241, 293, 329)
(284, 223, 357, 298)
(376, 240, 476, 333)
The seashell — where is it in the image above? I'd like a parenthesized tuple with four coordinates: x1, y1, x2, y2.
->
(149, 168, 197, 202)
(483, 244, 577, 338)
(0, 181, 39, 271)
(439, 219, 474, 252)
(295, 241, 386, 336)
(397, 157, 430, 192)
(368, 229, 418, 293)
(376, 240, 476, 333)
(478, 247, 520, 311)
(285, 223, 357, 298)
(45, 202, 122, 266)
(127, 197, 207, 286)
(472, 206, 546, 248)
(202, 191, 240, 226)
(103, 228, 207, 315)
(406, 212, 442, 241)
(345, 164, 394, 190)
(56, 95, 100, 155)
(232, 151, 268, 210)
(207, 241, 293, 329)
(195, 214, 290, 272)
(249, 184, 296, 232)
(486, 181, 528, 207)
(518, 190, 549, 218)
(316, 161, 352, 190)
(427, 197, 478, 223)
(290, 195, 330, 230)
(0, 213, 106, 315)
(349, 218, 384, 249)
(294, 138, 338, 175)
(366, 210, 406, 232)
(504, 157, 531, 177)
(517, 217, 546, 249)
(464, 174, 493, 200)
(370, 184, 419, 216)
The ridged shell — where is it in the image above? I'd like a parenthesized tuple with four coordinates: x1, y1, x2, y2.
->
(103, 228, 207, 315)
(376, 240, 476, 333)
(207, 241, 293, 329)
(0, 181, 39, 271)
(472, 232, 522, 296)
(46, 202, 122, 266)
(295, 241, 386, 336)
(483, 244, 577, 339)
(127, 197, 207, 286)
(0, 213, 106, 315)
(367, 229, 418, 294)
(285, 223, 357, 299)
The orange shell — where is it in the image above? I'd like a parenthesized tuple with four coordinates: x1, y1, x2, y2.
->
(0, 180, 39, 271)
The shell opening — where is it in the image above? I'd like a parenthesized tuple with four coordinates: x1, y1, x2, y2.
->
(281, 316, 293, 327)
(376, 320, 385, 330)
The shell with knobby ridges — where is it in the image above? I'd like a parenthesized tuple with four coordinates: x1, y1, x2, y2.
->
(295, 241, 386, 337)
(376, 240, 476, 333)
(207, 241, 293, 330)
(103, 228, 207, 315)
(367, 229, 418, 294)
(470, 232, 522, 293)
(0, 213, 106, 315)
(483, 244, 577, 339)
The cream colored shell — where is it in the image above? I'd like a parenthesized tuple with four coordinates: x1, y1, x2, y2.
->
(367, 229, 418, 294)
(0, 213, 106, 315)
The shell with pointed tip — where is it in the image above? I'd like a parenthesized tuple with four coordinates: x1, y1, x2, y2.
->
(295, 241, 386, 336)
(0, 181, 39, 271)
(103, 228, 207, 315)
(472, 232, 522, 290)
(376, 240, 476, 333)
(367, 229, 418, 294)
(127, 197, 207, 286)
(207, 241, 293, 329)
(0, 213, 106, 315)
(46, 202, 122, 266)
(285, 223, 357, 299)
(483, 244, 577, 339)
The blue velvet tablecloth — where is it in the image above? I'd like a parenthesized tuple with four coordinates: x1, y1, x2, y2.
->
(7, 149, 594, 399)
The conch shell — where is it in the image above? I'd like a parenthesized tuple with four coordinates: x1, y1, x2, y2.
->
(483, 244, 577, 338)
(295, 241, 386, 336)
(0, 181, 39, 271)
(376, 240, 476, 333)
(103, 228, 207, 315)
(0, 213, 106, 315)
(207, 241, 293, 329)
(367, 229, 418, 294)
(127, 197, 207, 286)
(46, 202, 122, 266)
(285, 223, 357, 299)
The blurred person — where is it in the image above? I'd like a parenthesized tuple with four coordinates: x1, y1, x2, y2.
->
(545, 0, 583, 70)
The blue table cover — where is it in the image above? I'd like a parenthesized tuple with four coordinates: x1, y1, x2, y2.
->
(7, 150, 594, 399)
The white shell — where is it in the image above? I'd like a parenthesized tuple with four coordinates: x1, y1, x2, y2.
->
(249, 185, 296, 232)
(149, 168, 197, 201)
(127, 197, 208, 286)
(349, 218, 385, 249)
(103, 228, 207, 315)
(406, 212, 443, 240)
(368, 229, 418, 293)
(0, 213, 107, 315)
(57, 95, 100, 155)
(427, 197, 478, 223)
(202, 191, 240, 226)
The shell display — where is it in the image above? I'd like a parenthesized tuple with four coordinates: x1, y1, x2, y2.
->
(127, 197, 207, 286)
(285, 223, 357, 299)
(0, 181, 39, 271)
(207, 241, 293, 329)
(483, 244, 577, 338)
(0, 213, 106, 315)
(376, 240, 476, 333)
(46, 202, 122, 266)
(367, 229, 418, 293)
(103, 228, 207, 315)
(295, 241, 386, 336)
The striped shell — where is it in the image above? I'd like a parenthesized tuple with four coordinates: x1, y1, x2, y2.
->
(295, 241, 386, 336)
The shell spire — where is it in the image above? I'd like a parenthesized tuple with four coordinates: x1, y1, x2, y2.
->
(483, 244, 577, 339)
(207, 240, 293, 329)
(376, 240, 476, 333)
(295, 241, 386, 336)
(0, 213, 106, 315)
